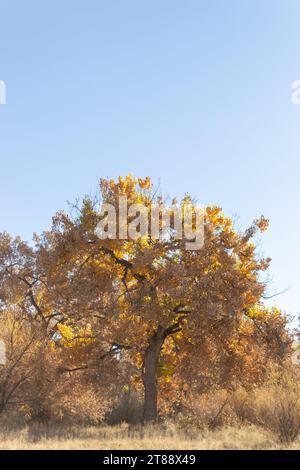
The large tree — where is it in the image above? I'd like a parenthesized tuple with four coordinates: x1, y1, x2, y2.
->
(30, 175, 291, 422)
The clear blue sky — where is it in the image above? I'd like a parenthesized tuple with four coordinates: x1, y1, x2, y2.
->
(0, 0, 299, 317)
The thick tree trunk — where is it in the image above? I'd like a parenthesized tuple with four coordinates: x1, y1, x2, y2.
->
(142, 326, 166, 423)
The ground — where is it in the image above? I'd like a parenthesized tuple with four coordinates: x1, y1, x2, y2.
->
(0, 424, 299, 450)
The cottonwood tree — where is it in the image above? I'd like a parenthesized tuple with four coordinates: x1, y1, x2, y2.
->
(33, 175, 291, 422)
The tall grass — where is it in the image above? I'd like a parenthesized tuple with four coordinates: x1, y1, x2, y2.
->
(0, 423, 294, 450)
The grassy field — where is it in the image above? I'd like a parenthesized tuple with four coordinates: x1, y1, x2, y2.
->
(0, 424, 299, 450)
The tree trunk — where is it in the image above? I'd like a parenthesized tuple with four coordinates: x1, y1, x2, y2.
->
(142, 326, 166, 423)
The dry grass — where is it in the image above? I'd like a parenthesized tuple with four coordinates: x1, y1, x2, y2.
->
(0, 423, 300, 450)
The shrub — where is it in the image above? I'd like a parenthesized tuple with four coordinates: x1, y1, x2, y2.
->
(106, 389, 143, 425)
(231, 388, 255, 424)
(177, 390, 233, 431)
(229, 369, 300, 444)
(253, 378, 300, 443)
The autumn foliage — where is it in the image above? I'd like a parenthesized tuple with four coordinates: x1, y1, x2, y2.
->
(0, 175, 293, 426)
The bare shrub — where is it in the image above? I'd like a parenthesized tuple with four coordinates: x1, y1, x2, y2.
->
(231, 388, 255, 424)
(177, 390, 233, 432)
(106, 389, 143, 425)
(50, 381, 110, 425)
(251, 371, 300, 444)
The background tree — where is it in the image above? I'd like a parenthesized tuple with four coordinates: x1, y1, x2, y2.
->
(0, 231, 121, 423)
